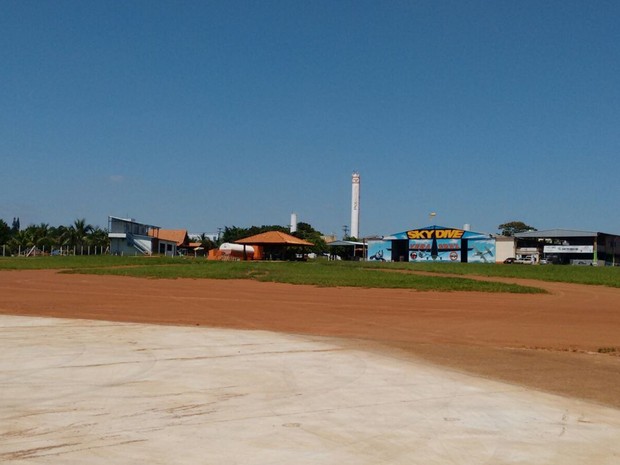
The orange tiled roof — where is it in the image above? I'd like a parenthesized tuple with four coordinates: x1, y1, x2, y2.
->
(149, 229, 189, 246)
(235, 231, 313, 246)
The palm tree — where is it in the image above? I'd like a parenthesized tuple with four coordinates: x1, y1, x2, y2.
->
(73, 218, 94, 246)
(7, 229, 33, 255)
(29, 223, 55, 251)
(88, 227, 109, 252)
(59, 218, 94, 254)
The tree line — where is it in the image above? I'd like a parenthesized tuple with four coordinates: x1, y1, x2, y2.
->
(0, 218, 108, 255)
(0, 218, 331, 257)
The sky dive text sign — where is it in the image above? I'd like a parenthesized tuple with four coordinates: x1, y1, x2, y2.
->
(407, 229, 465, 240)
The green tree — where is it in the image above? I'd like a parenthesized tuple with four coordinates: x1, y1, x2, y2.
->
(6, 229, 33, 254)
(26, 223, 55, 251)
(73, 218, 94, 243)
(60, 218, 94, 253)
(498, 221, 537, 237)
(220, 226, 249, 244)
(196, 233, 216, 253)
(0, 219, 11, 245)
(293, 222, 328, 255)
(88, 227, 110, 250)
(220, 225, 289, 244)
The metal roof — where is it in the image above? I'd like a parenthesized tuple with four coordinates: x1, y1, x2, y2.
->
(514, 229, 599, 238)
(108, 216, 160, 229)
(326, 240, 366, 247)
(383, 225, 492, 241)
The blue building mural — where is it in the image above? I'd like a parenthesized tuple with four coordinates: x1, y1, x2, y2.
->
(367, 225, 495, 263)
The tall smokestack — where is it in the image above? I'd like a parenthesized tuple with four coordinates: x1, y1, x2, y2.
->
(290, 212, 297, 233)
(351, 172, 360, 238)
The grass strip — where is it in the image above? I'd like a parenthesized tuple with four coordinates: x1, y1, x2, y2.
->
(0, 255, 183, 270)
(64, 260, 544, 293)
(4, 255, 616, 289)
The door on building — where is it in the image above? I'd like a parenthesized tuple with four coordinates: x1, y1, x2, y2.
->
(392, 240, 409, 262)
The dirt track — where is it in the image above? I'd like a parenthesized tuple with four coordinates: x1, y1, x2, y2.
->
(1, 270, 619, 408)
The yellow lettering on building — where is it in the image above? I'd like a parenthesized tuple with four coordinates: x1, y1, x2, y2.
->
(407, 229, 465, 240)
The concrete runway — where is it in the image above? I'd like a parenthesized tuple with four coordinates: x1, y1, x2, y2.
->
(2, 315, 619, 464)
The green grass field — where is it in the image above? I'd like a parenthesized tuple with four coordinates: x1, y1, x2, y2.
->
(5, 255, 617, 286)
(64, 260, 544, 293)
(3, 255, 612, 293)
(1, 255, 618, 291)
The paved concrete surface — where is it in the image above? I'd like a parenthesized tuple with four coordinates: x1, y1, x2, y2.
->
(1, 315, 619, 464)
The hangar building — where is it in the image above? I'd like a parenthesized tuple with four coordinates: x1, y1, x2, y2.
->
(514, 229, 620, 266)
(367, 225, 496, 263)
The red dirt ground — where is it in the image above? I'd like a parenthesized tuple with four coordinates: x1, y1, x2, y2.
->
(1, 270, 619, 408)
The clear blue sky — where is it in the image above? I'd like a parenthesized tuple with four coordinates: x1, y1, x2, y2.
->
(2, 0, 619, 237)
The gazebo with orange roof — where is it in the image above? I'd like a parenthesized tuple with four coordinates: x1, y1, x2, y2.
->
(235, 231, 314, 260)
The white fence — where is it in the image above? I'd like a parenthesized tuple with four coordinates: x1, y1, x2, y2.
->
(1, 245, 110, 257)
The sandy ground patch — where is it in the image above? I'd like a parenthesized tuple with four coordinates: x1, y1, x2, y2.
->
(2, 315, 620, 464)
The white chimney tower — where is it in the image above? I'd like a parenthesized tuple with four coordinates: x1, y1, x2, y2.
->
(351, 172, 360, 238)
(290, 212, 298, 233)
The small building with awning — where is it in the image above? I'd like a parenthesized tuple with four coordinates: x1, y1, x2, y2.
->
(235, 231, 314, 260)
